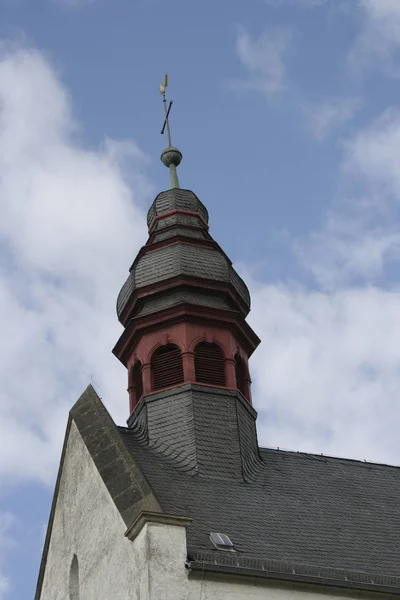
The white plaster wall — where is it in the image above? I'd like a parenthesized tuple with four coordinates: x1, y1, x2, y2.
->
(144, 523, 381, 600)
(40, 421, 150, 600)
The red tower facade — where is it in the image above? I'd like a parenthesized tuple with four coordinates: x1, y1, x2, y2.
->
(113, 184, 260, 418)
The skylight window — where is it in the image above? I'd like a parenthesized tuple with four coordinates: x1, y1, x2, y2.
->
(209, 532, 235, 551)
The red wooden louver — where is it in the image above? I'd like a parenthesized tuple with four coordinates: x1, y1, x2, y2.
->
(152, 344, 184, 391)
(194, 342, 226, 387)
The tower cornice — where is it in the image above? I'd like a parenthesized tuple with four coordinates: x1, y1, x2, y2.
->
(118, 273, 251, 327)
(113, 301, 260, 368)
(148, 208, 209, 233)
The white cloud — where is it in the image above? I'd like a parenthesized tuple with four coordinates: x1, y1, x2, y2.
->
(344, 108, 400, 198)
(295, 212, 400, 290)
(233, 27, 291, 97)
(0, 45, 151, 486)
(295, 108, 400, 290)
(350, 0, 400, 76)
(250, 283, 400, 464)
(305, 98, 360, 141)
(0, 577, 8, 600)
(360, 0, 400, 25)
(0, 513, 15, 599)
(244, 102, 400, 466)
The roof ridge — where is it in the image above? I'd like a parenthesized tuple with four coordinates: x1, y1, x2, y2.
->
(259, 446, 400, 469)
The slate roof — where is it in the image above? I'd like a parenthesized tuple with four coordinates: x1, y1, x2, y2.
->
(36, 385, 400, 597)
(116, 187, 251, 321)
(147, 188, 209, 227)
(119, 421, 400, 591)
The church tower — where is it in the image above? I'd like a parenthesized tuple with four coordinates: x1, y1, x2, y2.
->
(112, 77, 261, 478)
(113, 88, 260, 400)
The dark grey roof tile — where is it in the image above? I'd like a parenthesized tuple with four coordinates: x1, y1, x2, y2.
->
(147, 188, 209, 227)
(136, 291, 231, 317)
(152, 227, 207, 243)
(117, 243, 250, 318)
(119, 426, 400, 579)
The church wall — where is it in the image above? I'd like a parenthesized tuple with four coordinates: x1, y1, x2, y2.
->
(141, 522, 389, 600)
(39, 421, 149, 600)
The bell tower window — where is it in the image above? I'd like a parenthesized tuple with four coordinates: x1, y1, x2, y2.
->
(151, 344, 184, 391)
(194, 342, 226, 387)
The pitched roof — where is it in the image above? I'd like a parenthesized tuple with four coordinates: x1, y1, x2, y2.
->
(119, 422, 400, 593)
(36, 385, 400, 596)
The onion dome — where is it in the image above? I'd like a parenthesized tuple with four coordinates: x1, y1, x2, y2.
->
(116, 187, 250, 326)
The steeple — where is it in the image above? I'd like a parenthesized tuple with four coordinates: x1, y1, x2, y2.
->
(159, 73, 182, 189)
(113, 77, 260, 473)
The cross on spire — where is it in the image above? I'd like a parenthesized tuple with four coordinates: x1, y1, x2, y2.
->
(160, 73, 173, 147)
(159, 73, 182, 189)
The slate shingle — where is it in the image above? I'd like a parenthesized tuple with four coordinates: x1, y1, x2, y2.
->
(119, 420, 400, 580)
(147, 188, 209, 227)
(117, 243, 250, 317)
(116, 188, 251, 320)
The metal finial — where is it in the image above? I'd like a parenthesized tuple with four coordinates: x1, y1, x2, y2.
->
(159, 73, 182, 189)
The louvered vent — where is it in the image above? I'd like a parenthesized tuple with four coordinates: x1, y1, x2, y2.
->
(151, 344, 184, 391)
(194, 342, 226, 387)
(235, 355, 246, 396)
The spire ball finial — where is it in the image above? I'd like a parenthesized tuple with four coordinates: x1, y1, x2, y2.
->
(161, 146, 182, 168)
(161, 146, 182, 189)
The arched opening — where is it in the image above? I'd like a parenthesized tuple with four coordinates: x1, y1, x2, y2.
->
(151, 344, 184, 391)
(69, 554, 80, 600)
(194, 342, 226, 386)
(235, 354, 247, 397)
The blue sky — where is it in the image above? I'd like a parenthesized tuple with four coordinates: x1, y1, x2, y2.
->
(1, 0, 400, 597)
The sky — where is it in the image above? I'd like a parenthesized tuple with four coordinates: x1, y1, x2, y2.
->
(1, 0, 400, 597)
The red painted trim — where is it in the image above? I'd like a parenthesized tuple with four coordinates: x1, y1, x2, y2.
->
(147, 337, 184, 363)
(141, 237, 217, 256)
(113, 306, 260, 372)
(127, 321, 251, 359)
(116, 302, 259, 349)
(118, 276, 249, 326)
(149, 221, 207, 238)
(148, 209, 209, 232)
(189, 334, 227, 354)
